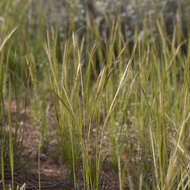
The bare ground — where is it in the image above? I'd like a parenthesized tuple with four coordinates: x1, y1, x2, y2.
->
(1, 100, 128, 190)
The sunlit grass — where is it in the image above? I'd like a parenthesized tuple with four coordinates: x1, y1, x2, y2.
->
(0, 0, 190, 190)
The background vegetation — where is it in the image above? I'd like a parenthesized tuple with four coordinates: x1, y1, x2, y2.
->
(0, 0, 190, 189)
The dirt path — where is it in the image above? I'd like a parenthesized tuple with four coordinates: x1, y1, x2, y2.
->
(2, 100, 76, 189)
(2, 100, 128, 189)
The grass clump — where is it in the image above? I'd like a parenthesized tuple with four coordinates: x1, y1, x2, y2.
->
(0, 0, 190, 190)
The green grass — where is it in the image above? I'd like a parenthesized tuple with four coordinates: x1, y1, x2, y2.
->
(0, 0, 190, 189)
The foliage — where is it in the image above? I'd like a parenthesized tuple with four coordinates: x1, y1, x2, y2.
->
(0, 0, 190, 190)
